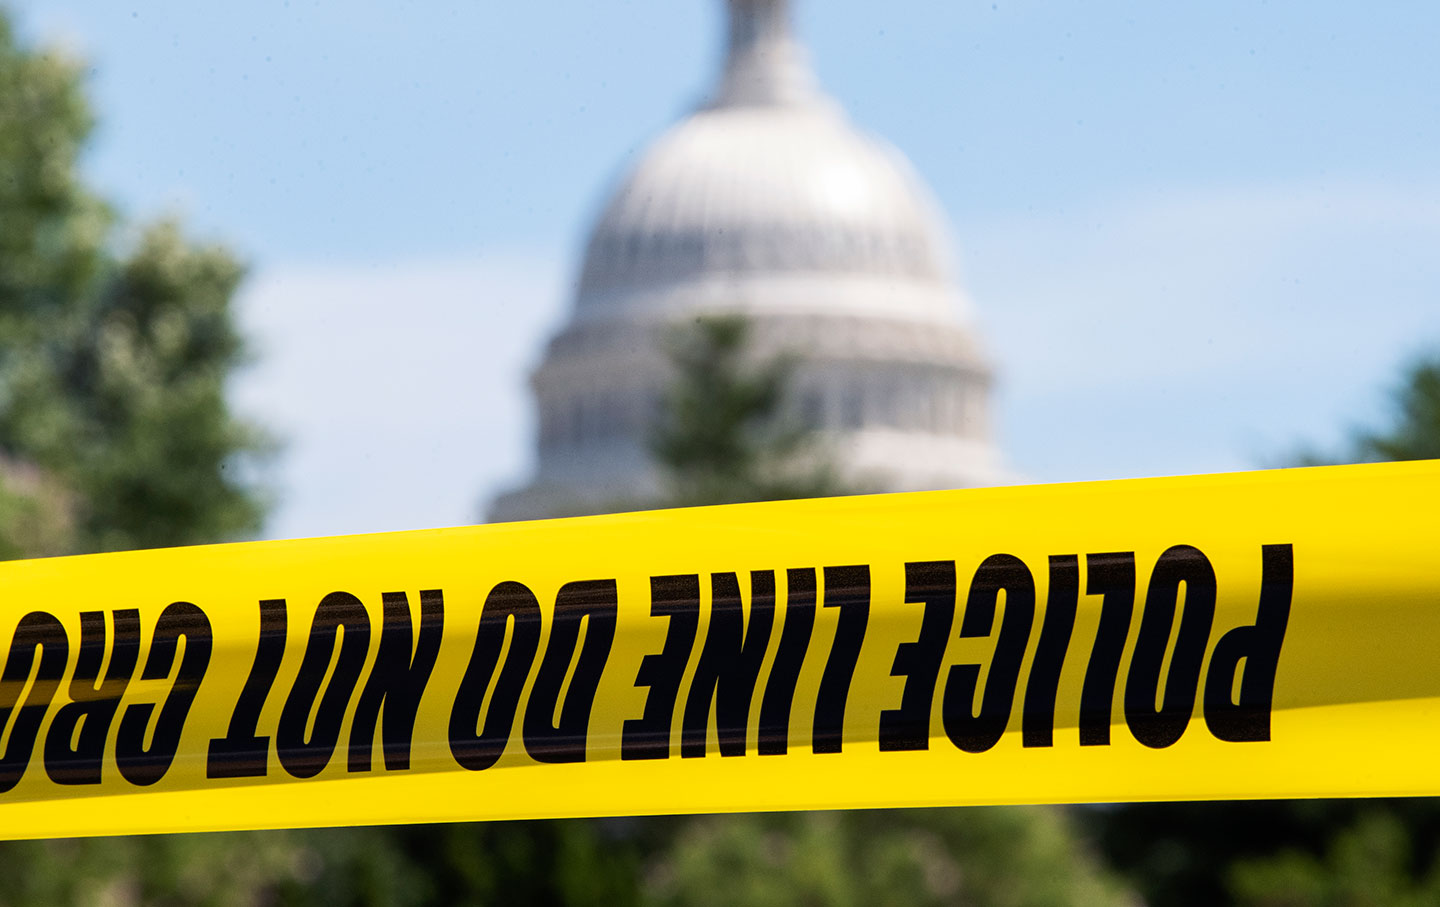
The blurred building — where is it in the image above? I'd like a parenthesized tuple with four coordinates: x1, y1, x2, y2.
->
(489, 0, 1005, 521)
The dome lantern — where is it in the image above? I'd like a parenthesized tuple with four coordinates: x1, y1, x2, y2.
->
(712, 0, 820, 108)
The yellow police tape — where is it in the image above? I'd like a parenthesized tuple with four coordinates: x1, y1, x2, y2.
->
(0, 460, 1436, 838)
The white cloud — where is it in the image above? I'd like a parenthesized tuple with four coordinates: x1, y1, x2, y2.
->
(231, 250, 568, 540)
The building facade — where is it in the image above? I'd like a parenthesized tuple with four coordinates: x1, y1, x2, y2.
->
(489, 0, 1006, 521)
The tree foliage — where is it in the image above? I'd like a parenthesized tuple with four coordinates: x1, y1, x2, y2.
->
(1289, 352, 1440, 468)
(650, 314, 843, 506)
(0, 12, 286, 905)
(1228, 811, 1440, 907)
(0, 821, 646, 907)
(0, 17, 267, 557)
(650, 809, 1131, 907)
(1349, 354, 1440, 462)
(1089, 799, 1440, 906)
(2, 221, 268, 552)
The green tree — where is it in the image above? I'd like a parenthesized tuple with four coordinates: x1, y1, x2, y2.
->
(1087, 799, 1440, 907)
(1348, 354, 1440, 462)
(649, 809, 1131, 907)
(651, 314, 844, 506)
(2, 221, 269, 552)
(1229, 812, 1440, 907)
(0, 13, 109, 560)
(0, 18, 266, 557)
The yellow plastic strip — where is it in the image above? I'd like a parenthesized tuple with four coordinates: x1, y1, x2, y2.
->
(0, 461, 1436, 839)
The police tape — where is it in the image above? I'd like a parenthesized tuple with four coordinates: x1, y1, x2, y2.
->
(0, 461, 1435, 838)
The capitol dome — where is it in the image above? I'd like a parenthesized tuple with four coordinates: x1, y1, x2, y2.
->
(577, 105, 961, 322)
(489, 0, 1007, 521)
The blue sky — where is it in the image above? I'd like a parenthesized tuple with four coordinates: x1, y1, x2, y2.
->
(12, 1, 1440, 539)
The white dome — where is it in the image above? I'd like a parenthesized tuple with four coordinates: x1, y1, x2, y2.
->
(488, 0, 1008, 522)
(574, 0, 967, 326)
(577, 104, 957, 308)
